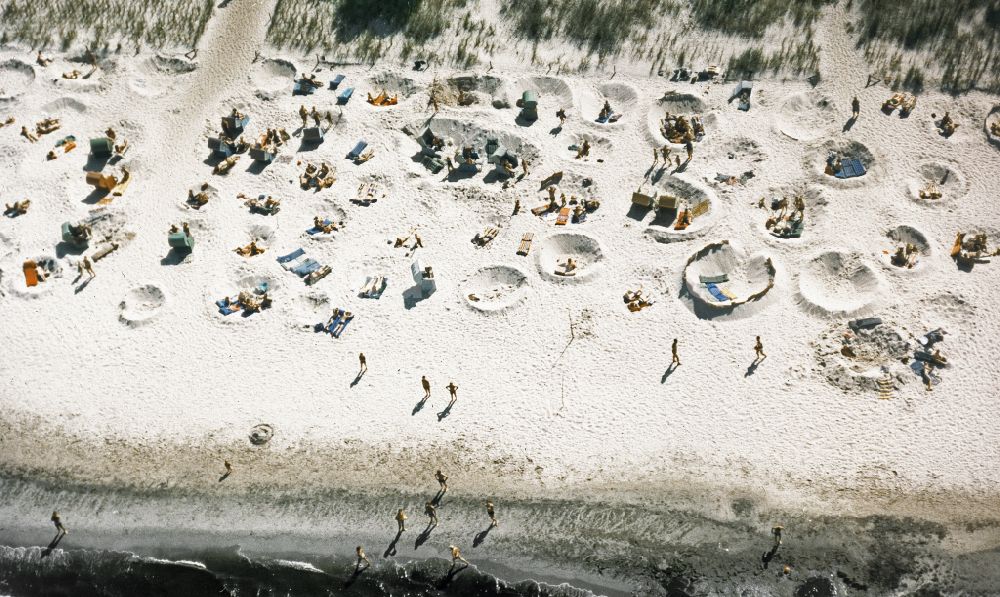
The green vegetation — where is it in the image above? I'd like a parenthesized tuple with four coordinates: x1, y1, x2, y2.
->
(855, 0, 1000, 92)
(691, 0, 833, 37)
(0, 0, 214, 49)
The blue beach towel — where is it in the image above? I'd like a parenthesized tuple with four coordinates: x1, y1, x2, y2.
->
(306, 219, 333, 235)
(332, 314, 354, 338)
(705, 283, 729, 302)
(293, 259, 321, 276)
(277, 248, 305, 263)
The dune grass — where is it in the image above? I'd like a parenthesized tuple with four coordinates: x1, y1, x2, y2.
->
(0, 0, 214, 50)
(690, 0, 833, 37)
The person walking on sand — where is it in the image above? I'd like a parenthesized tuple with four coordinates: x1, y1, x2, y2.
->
(224, 460, 232, 474)
(445, 382, 458, 407)
(298, 105, 308, 127)
(671, 338, 680, 366)
(851, 95, 860, 119)
(395, 508, 407, 532)
(771, 524, 784, 547)
(754, 336, 766, 361)
(51, 511, 68, 536)
(449, 545, 469, 568)
(435, 469, 449, 493)
(485, 500, 498, 528)
(652, 147, 659, 165)
(358, 352, 367, 374)
(421, 375, 431, 399)
(425, 500, 438, 526)
(82, 256, 95, 278)
(685, 138, 694, 162)
(661, 144, 671, 163)
(521, 159, 530, 176)
(355, 545, 370, 570)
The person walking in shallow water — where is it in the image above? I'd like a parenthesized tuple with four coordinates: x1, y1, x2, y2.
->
(425, 500, 438, 526)
(395, 508, 407, 532)
(771, 524, 784, 547)
(421, 375, 431, 399)
(671, 338, 681, 366)
(355, 545, 370, 570)
(754, 336, 766, 361)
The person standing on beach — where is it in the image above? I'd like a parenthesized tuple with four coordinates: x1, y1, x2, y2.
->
(51, 511, 68, 536)
(771, 524, 784, 547)
(81, 256, 95, 278)
(355, 545, 370, 570)
(425, 500, 438, 526)
(449, 545, 469, 568)
(685, 138, 694, 162)
(485, 500, 498, 528)
(421, 375, 431, 399)
(358, 352, 367, 375)
(754, 336, 766, 361)
(671, 338, 681, 366)
(652, 147, 659, 165)
(435, 469, 449, 493)
(395, 508, 407, 532)
(851, 95, 860, 119)
(298, 105, 308, 127)
(445, 382, 458, 407)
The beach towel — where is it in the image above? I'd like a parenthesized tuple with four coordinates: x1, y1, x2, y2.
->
(277, 248, 305, 264)
(325, 309, 345, 333)
(332, 313, 355, 338)
(218, 300, 241, 316)
(835, 158, 866, 179)
(347, 139, 368, 160)
(705, 282, 729, 302)
(361, 276, 387, 299)
(337, 87, 354, 104)
(293, 259, 321, 276)
(306, 219, 333, 235)
(293, 80, 316, 96)
(699, 273, 728, 285)
(849, 317, 882, 331)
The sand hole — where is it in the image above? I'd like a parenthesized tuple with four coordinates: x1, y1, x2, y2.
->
(41, 97, 88, 114)
(758, 184, 826, 241)
(647, 92, 710, 144)
(409, 117, 541, 163)
(288, 290, 331, 331)
(253, 58, 296, 93)
(810, 139, 875, 184)
(776, 92, 837, 141)
(906, 161, 966, 203)
(644, 177, 720, 243)
(462, 265, 530, 312)
(535, 232, 604, 283)
(0, 60, 35, 100)
(119, 284, 167, 327)
(683, 241, 775, 311)
(797, 251, 882, 318)
(249, 423, 274, 445)
(882, 225, 931, 271)
(370, 72, 418, 98)
(512, 76, 574, 109)
(9, 254, 62, 298)
(435, 74, 504, 107)
(579, 82, 638, 124)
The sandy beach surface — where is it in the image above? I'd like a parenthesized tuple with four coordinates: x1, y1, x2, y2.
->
(2, 0, 1000, 594)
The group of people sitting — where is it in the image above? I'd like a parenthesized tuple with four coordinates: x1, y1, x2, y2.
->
(235, 239, 266, 257)
(891, 243, 920, 268)
(221, 291, 272, 314)
(367, 90, 399, 106)
(660, 112, 704, 144)
(241, 193, 281, 215)
(918, 181, 942, 200)
(623, 288, 654, 312)
(313, 216, 340, 234)
(300, 162, 335, 189)
(762, 195, 805, 236)
(4, 199, 30, 217)
(882, 92, 917, 116)
(991, 120, 1000, 137)
(951, 232, 1000, 263)
(936, 111, 959, 136)
(187, 185, 211, 209)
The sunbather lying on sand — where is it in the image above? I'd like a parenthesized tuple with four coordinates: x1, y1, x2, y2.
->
(188, 189, 210, 208)
(0, 116, 13, 128)
(235, 240, 265, 257)
(36, 51, 52, 66)
(4, 200, 30, 216)
(20, 126, 38, 142)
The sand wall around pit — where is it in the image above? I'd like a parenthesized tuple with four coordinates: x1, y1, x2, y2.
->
(796, 250, 884, 318)
(461, 264, 530, 313)
(683, 240, 776, 313)
(534, 232, 604, 283)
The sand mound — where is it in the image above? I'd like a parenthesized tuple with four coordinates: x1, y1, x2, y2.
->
(797, 251, 882, 317)
(906, 161, 967, 203)
(809, 139, 875, 185)
(0, 59, 35, 100)
(812, 321, 913, 393)
(411, 117, 541, 162)
(644, 177, 720, 243)
(461, 265, 530, 312)
(535, 232, 604, 283)
(370, 72, 418, 98)
(579, 82, 638, 124)
(119, 284, 167, 327)
(41, 97, 88, 114)
(883, 225, 931, 271)
(775, 92, 837, 141)
(683, 241, 775, 311)
(513, 76, 573, 107)
(253, 58, 296, 93)
(249, 423, 274, 445)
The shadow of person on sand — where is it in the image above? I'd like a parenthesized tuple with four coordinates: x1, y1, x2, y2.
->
(761, 543, 780, 569)
(350, 371, 364, 388)
(40, 532, 66, 559)
(661, 363, 677, 383)
(414, 522, 436, 549)
(412, 396, 428, 415)
(437, 403, 455, 422)
(842, 116, 857, 132)
(383, 529, 403, 558)
(472, 525, 493, 548)
(342, 564, 367, 590)
(745, 360, 760, 377)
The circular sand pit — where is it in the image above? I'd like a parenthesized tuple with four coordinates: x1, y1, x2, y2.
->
(461, 265, 530, 312)
(211, 275, 279, 321)
(119, 284, 167, 327)
(647, 93, 710, 144)
(411, 117, 541, 163)
(758, 184, 826, 241)
(41, 97, 88, 115)
(370, 72, 418, 98)
(775, 92, 837, 141)
(535, 232, 604, 283)
(436, 74, 503, 107)
(797, 251, 883, 318)
(882, 225, 931, 271)
(0, 60, 35, 101)
(813, 321, 913, 393)
(288, 290, 331, 331)
(253, 58, 296, 93)
(809, 139, 875, 185)
(683, 241, 775, 310)
(249, 423, 274, 445)
(645, 177, 720, 243)
(986, 105, 1000, 148)
(130, 55, 195, 97)
(906, 161, 967, 203)
(9, 255, 62, 298)
(579, 82, 638, 125)
(512, 76, 574, 112)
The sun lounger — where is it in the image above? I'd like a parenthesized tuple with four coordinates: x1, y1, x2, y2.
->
(360, 276, 387, 299)
(330, 74, 345, 89)
(277, 247, 305, 264)
(849, 317, 882, 331)
(555, 207, 570, 225)
(347, 139, 368, 160)
(168, 232, 194, 250)
(699, 273, 728, 284)
(631, 192, 653, 208)
(337, 87, 354, 104)
(305, 265, 332, 286)
(306, 219, 334, 235)
(475, 227, 499, 245)
(531, 204, 553, 216)
(23, 260, 38, 287)
(332, 313, 354, 338)
(835, 158, 866, 179)
(657, 195, 678, 210)
(704, 283, 729, 302)
(303, 127, 324, 143)
(292, 258, 320, 276)
(516, 233, 534, 256)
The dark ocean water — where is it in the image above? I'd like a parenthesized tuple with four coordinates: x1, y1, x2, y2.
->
(0, 545, 596, 597)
